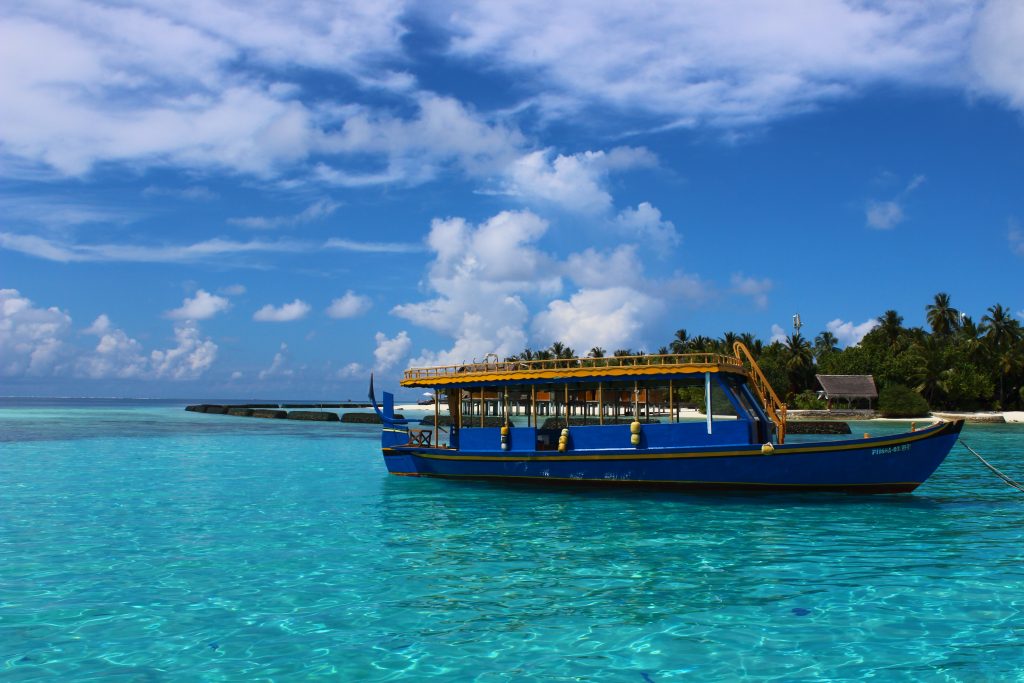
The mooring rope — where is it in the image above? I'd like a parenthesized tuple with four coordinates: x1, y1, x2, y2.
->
(959, 439, 1024, 493)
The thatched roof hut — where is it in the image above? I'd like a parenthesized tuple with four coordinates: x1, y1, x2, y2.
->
(816, 374, 878, 409)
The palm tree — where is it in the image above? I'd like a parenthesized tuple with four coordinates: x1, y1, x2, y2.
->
(738, 332, 763, 357)
(992, 348, 1022, 407)
(955, 315, 986, 366)
(981, 304, 1022, 404)
(784, 332, 814, 395)
(689, 336, 714, 353)
(612, 349, 634, 366)
(718, 331, 740, 355)
(926, 292, 959, 337)
(877, 309, 904, 348)
(669, 329, 689, 354)
(910, 334, 949, 403)
(588, 346, 606, 358)
(547, 341, 576, 367)
(813, 331, 838, 359)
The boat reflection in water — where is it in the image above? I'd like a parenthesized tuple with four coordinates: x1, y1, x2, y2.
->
(372, 344, 962, 494)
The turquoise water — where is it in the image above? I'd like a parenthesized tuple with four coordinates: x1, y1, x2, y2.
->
(2, 404, 1024, 681)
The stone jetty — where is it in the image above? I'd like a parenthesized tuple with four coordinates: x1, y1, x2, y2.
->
(186, 403, 397, 424)
(340, 412, 405, 424)
(786, 421, 852, 435)
(287, 411, 340, 422)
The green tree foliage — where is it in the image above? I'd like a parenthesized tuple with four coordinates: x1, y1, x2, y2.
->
(738, 332, 763, 356)
(753, 342, 790, 401)
(792, 390, 826, 410)
(514, 296, 1024, 411)
(877, 309, 904, 349)
(549, 341, 574, 359)
(689, 336, 714, 353)
(926, 292, 960, 337)
(813, 331, 838, 361)
(878, 384, 930, 418)
(670, 329, 689, 354)
(783, 332, 814, 395)
(980, 303, 1022, 405)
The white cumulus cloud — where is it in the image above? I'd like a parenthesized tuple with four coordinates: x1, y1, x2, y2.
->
(316, 93, 525, 186)
(970, 0, 1024, 110)
(374, 331, 411, 371)
(0, 288, 218, 381)
(866, 200, 904, 230)
(392, 210, 559, 366)
(337, 361, 366, 379)
(564, 245, 642, 288)
(76, 314, 148, 379)
(826, 317, 880, 347)
(253, 299, 311, 322)
(393, 209, 715, 366)
(614, 202, 679, 249)
(0, 288, 72, 376)
(150, 321, 218, 380)
(532, 287, 664, 352)
(166, 289, 231, 320)
(0, 0, 410, 177)
(503, 146, 656, 213)
(326, 291, 372, 318)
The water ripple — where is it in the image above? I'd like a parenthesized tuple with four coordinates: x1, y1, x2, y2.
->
(2, 409, 1024, 680)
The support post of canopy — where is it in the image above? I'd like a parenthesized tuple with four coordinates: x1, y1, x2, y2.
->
(598, 382, 603, 425)
(669, 379, 674, 423)
(564, 384, 569, 428)
(633, 381, 639, 421)
(531, 385, 536, 428)
(434, 389, 439, 447)
(705, 372, 713, 435)
(480, 387, 484, 427)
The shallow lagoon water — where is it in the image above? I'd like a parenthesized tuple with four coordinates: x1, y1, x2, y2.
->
(2, 403, 1024, 681)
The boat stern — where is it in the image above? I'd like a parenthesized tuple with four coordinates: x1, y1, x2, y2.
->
(381, 446, 421, 475)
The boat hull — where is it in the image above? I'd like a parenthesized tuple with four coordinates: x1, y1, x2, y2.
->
(381, 420, 964, 494)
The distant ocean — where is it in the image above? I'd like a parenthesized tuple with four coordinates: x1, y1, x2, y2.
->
(2, 399, 1024, 680)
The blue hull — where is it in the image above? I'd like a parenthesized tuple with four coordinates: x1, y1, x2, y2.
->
(381, 420, 964, 494)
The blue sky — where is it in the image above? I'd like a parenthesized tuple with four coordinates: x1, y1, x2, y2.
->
(1, 0, 1022, 399)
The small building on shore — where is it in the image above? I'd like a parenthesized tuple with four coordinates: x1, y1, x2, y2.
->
(815, 374, 878, 410)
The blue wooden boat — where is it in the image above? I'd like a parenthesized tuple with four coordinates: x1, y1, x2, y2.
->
(372, 343, 962, 494)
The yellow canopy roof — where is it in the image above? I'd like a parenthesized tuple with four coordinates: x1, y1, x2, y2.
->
(400, 353, 747, 388)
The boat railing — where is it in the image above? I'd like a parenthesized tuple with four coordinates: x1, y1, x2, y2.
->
(402, 352, 745, 381)
(732, 341, 788, 443)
